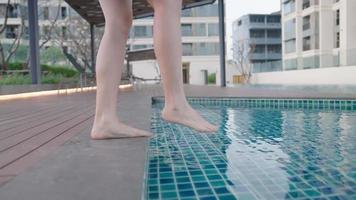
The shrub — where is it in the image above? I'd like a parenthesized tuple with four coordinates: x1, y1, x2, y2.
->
(8, 62, 25, 70)
(208, 73, 216, 84)
(0, 74, 31, 85)
(40, 73, 63, 84)
(41, 64, 78, 78)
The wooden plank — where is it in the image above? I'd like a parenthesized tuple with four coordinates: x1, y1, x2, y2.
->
(0, 101, 90, 137)
(0, 105, 94, 152)
(0, 119, 93, 184)
(0, 111, 94, 170)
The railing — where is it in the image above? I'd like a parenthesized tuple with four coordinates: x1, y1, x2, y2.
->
(252, 60, 283, 73)
(251, 48, 356, 73)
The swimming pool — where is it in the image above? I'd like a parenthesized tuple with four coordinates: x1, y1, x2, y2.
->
(144, 98, 356, 200)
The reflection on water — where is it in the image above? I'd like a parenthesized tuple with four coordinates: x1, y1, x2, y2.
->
(223, 107, 356, 199)
(145, 103, 356, 200)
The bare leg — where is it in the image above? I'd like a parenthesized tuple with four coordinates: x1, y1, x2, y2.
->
(149, 0, 218, 132)
(91, 0, 152, 139)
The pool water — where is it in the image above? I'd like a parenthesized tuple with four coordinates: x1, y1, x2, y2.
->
(144, 98, 356, 200)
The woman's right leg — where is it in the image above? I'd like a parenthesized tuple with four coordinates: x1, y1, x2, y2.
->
(91, 0, 152, 139)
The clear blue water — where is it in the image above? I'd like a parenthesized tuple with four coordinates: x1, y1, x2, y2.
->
(145, 100, 356, 200)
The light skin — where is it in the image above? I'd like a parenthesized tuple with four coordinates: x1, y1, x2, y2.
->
(91, 0, 218, 140)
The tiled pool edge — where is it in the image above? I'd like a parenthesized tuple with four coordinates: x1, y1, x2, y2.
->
(152, 97, 356, 111)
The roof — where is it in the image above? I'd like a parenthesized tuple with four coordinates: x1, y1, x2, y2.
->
(64, 0, 216, 26)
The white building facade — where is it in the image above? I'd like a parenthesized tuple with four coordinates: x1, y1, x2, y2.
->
(281, 0, 356, 70)
(128, 3, 221, 85)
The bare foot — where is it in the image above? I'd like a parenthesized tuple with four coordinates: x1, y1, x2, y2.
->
(162, 105, 218, 132)
(91, 118, 153, 140)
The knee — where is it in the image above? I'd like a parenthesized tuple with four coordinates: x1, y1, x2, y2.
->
(148, 0, 182, 10)
(104, 12, 133, 35)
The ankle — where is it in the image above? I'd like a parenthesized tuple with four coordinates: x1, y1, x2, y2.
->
(93, 114, 118, 125)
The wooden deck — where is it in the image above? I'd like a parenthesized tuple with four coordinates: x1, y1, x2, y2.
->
(0, 92, 97, 186)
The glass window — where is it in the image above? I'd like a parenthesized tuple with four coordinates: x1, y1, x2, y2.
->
(303, 0, 310, 9)
(284, 19, 296, 40)
(208, 23, 219, 36)
(303, 15, 311, 31)
(181, 24, 193, 36)
(250, 30, 265, 38)
(61, 7, 67, 19)
(267, 45, 281, 53)
(283, 0, 296, 15)
(133, 26, 153, 38)
(284, 39, 296, 53)
(183, 43, 193, 56)
(267, 30, 281, 38)
(303, 36, 311, 51)
(284, 58, 298, 70)
(335, 32, 340, 48)
(254, 45, 266, 53)
(336, 9, 340, 26)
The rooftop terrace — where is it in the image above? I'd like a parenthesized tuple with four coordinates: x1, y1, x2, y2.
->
(0, 85, 355, 199)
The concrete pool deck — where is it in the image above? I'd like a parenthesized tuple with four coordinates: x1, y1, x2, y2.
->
(0, 84, 355, 200)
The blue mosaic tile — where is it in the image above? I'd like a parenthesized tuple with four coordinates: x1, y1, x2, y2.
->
(144, 98, 356, 200)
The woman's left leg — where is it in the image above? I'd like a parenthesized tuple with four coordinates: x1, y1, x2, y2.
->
(148, 0, 218, 132)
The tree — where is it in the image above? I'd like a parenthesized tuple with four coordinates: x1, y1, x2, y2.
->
(0, 0, 25, 71)
(232, 39, 256, 84)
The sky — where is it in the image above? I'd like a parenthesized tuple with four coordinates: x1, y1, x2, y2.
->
(225, 0, 281, 58)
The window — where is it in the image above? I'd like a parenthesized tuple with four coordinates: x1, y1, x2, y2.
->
(303, 0, 310, 9)
(284, 58, 298, 70)
(303, 15, 311, 31)
(284, 19, 296, 40)
(303, 36, 311, 51)
(250, 30, 265, 38)
(5, 26, 17, 38)
(283, 0, 296, 15)
(284, 39, 296, 53)
(268, 45, 281, 53)
(250, 15, 265, 23)
(267, 30, 281, 38)
(335, 32, 340, 48)
(254, 45, 266, 54)
(183, 43, 193, 56)
(61, 7, 67, 19)
(8, 4, 18, 18)
(208, 23, 219, 36)
(336, 9, 340, 26)
(133, 26, 152, 38)
(267, 16, 281, 24)
(181, 24, 193, 36)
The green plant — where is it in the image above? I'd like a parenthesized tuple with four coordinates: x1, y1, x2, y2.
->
(208, 73, 216, 84)
(41, 64, 78, 78)
(40, 73, 63, 84)
(8, 62, 25, 70)
(0, 74, 31, 85)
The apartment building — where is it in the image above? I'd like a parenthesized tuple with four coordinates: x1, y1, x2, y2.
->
(281, 0, 356, 70)
(128, 3, 221, 85)
(0, 0, 75, 43)
(232, 13, 282, 73)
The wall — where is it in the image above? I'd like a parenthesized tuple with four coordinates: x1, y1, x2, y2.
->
(251, 65, 356, 85)
(131, 56, 220, 86)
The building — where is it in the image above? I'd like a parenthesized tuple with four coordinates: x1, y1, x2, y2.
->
(0, 0, 74, 44)
(128, 2, 221, 85)
(232, 12, 282, 73)
(281, 0, 356, 70)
